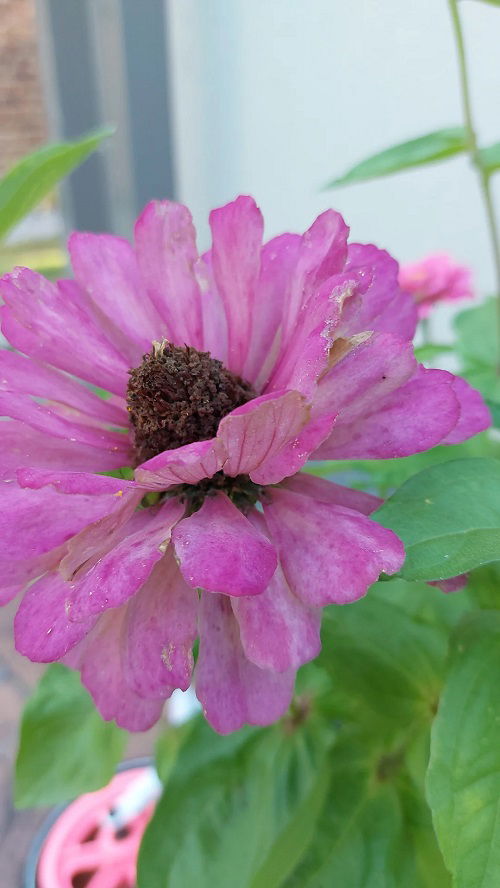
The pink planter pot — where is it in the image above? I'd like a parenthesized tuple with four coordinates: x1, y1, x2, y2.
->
(24, 760, 157, 888)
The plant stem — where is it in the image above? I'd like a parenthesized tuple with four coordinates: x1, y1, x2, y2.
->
(448, 0, 500, 373)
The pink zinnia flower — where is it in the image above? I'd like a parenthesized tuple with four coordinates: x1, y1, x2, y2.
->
(399, 252, 474, 317)
(0, 197, 489, 733)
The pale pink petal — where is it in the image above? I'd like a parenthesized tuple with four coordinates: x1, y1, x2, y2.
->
(79, 610, 165, 730)
(340, 244, 418, 340)
(282, 472, 382, 515)
(58, 488, 144, 582)
(135, 438, 227, 490)
(15, 572, 96, 662)
(0, 421, 127, 480)
(0, 350, 128, 427)
(442, 375, 491, 444)
(196, 592, 295, 734)
(314, 367, 461, 459)
(0, 392, 129, 457)
(264, 488, 404, 607)
(248, 411, 336, 486)
(313, 332, 417, 421)
(172, 494, 277, 597)
(69, 499, 184, 619)
(134, 201, 203, 348)
(243, 233, 301, 386)
(0, 478, 135, 562)
(218, 390, 320, 482)
(0, 270, 129, 395)
(266, 275, 351, 396)
(69, 232, 163, 362)
(123, 549, 198, 698)
(231, 512, 321, 672)
(209, 196, 264, 375)
(196, 251, 228, 363)
(280, 209, 349, 346)
(16, 469, 138, 496)
(399, 252, 474, 317)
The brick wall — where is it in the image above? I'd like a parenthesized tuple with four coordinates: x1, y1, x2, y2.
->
(0, 0, 47, 176)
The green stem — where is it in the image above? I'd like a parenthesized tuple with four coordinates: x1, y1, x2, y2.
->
(448, 0, 500, 373)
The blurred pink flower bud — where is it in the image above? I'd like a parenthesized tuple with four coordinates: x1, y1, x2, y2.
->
(399, 252, 474, 317)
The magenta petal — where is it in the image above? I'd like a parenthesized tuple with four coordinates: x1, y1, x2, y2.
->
(282, 473, 382, 516)
(0, 270, 129, 395)
(0, 392, 129, 457)
(313, 332, 417, 422)
(69, 499, 184, 619)
(442, 375, 491, 444)
(264, 488, 405, 607)
(249, 411, 336, 486)
(429, 575, 468, 594)
(232, 514, 321, 671)
(314, 367, 460, 459)
(280, 209, 349, 346)
(217, 390, 311, 481)
(0, 350, 127, 427)
(340, 243, 418, 340)
(172, 494, 277, 597)
(15, 573, 96, 662)
(17, 469, 137, 495)
(196, 592, 295, 734)
(209, 196, 264, 375)
(60, 489, 143, 581)
(1, 478, 134, 562)
(69, 232, 162, 361)
(243, 233, 302, 386)
(135, 438, 227, 490)
(80, 611, 165, 730)
(267, 274, 354, 397)
(123, 550, 198, 698)
(0, 420, 127, 480)
(134, 200, 203, 349)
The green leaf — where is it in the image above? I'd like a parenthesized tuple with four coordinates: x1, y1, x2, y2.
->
(15, 664, 126, 808)
(486, 398, 500, 428)
(374, 458, 500, 581)
(479, 141, 500, 175)
(426, 612, 500, 887)
(285, 737, 450, 888)
(317, 580, 459, 735)
(455, 298, 499, 373)
(474, 0, 500, 7)
(0, 127, 113, 240)
(139, 719, 333, 888)
(413, 343, 454, 363)
(466, 563, 500, 609)
(307, 431, 500, 499)
(325, 127, 468, 188)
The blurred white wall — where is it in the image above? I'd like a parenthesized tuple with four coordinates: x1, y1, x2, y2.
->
(167, 0, 500, 307)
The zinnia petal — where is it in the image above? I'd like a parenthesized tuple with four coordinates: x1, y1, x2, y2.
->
(134, 200, 204, 349)
(68, 499, 184, 619)
(196, 592, 295, 734)
(264, 487, 404, 607)
(209, 195, 264, 375)
(0, 270, 129, 395)
(15, 572, 96, 662)
(123, 548, 198, 698)
(135, 438, 227, 490)
(172, 494, 277, 597)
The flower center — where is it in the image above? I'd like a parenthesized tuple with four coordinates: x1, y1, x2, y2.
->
(127, 340, 256, 465)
